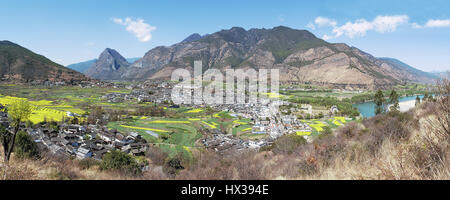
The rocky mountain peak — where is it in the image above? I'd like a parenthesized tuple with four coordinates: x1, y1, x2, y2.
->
(85, 48, 130, 80)
(97, 48, 128, 71)
(181, 33, 203, 43)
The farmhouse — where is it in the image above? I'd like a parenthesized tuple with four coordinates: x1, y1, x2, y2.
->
(76, 147, 93, 159)
(330, 105, 339, 114)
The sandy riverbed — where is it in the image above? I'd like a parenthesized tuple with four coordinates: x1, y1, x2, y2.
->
(389, 100, 416, 112)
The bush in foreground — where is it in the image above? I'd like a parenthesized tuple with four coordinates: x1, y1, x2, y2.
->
(100, 150, 141, 175)
(14, 130, 39, 159)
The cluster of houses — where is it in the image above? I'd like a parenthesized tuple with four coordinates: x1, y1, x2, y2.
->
(102, 81, 173, 104)
(0, 107, 150, 161)
(26, 80, 99, 87)
(201, 129, 273, 154)
(28, 124, 149, 160)
(280, 115, 313, 134)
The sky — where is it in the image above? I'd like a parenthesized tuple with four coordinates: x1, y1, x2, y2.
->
(1, 0, 449, 72)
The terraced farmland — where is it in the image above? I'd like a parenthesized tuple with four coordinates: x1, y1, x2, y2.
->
(0, 95, 85, 124)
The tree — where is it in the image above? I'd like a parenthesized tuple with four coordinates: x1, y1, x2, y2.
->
(374, 90, 385, 115)
(423, 92, 430, 102)
(305, 113, 311, 120)
(389, 89, 399, 112)
(1, 100, 32, 179)
(14, 130, 39, 159)
(205, 106, 214, 117)
(415, 95, 421, 106)
(318, 112, 324, 119)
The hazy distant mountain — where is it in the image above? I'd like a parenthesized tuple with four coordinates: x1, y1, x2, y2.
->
(126, 57, 140, 64)
(377, 57, 437, 83)
(0, 40, 88, 83)
(66, 59, 97, 73)
(85, 48, 131, 80)
(67, 57, 140, 73)
(430, 70, 449, 79)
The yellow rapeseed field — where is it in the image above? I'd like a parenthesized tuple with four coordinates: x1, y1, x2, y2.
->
(120, 125, 170, 133)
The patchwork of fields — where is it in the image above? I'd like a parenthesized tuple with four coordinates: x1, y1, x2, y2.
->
(106, 108, 258, 157)
(0, 95, 86, 124)
(299, 116, 353, 136)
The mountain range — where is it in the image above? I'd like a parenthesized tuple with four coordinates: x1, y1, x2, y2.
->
(75, 26, 436, 89)
(1, 26, 439, 87)
(0, 41, 88, 83)
(429, 70, 449, 79)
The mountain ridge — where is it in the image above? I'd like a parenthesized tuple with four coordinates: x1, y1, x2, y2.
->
(0, 40, 89, 83)
(377, 57, 437, 83)
(79, 26, 437, 88)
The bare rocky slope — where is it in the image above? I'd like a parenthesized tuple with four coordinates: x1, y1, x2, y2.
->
(90, 26, 437, 89)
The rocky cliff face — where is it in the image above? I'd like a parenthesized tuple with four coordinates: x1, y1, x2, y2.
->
(102, 26, 436, 88)
(0, 41, 88, 83)
(85, 48, 130, 80)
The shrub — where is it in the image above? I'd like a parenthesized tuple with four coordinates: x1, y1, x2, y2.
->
(78, 158, 100, 170)
(14, 130, 39, 159)
(100, 150, 141, 175)
(146, 146, 169, 166)
(164, 154, 185, 176)
(317, 126, 333, 140)
(272, 134, 307, 154)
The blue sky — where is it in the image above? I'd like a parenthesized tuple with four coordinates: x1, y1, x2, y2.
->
(1, 0, 449, 72)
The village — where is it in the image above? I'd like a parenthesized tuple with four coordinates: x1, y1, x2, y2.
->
(1, 103, 149, 162)
(0, 79, 354, 161)
(92, 80, 351, 151)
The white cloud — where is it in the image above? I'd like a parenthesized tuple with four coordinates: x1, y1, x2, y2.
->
(332, 19, 374, 38)
(425, 19, 450, 27)
(372, 15, 409, 33)
(411, 22, 423, 29)
(322, 34, 334, 40)
(307, 22, 316, 30)
(314, 16, 337, 27)
(312, 15, 409, 40)
(112, 17, 156, 42)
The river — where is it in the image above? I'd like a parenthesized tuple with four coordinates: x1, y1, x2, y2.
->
(352, 95, 424, 118)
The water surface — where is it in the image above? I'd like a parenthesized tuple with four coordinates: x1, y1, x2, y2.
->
(353, 95, 424, 118)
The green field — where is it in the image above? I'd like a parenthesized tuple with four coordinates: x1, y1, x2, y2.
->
(106, 110, 244, 158)
(299, 116, 354, 136)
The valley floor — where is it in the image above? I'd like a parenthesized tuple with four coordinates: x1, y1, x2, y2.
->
(1, 100, 448, 180)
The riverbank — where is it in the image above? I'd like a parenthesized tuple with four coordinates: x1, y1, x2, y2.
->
(390, 99, 416, 112)
(353, 95, 424, 118)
